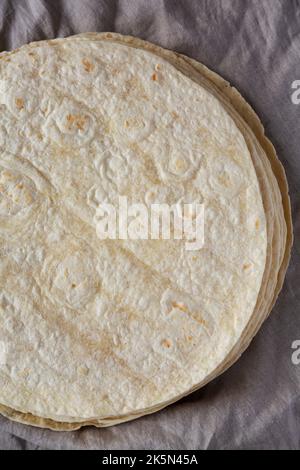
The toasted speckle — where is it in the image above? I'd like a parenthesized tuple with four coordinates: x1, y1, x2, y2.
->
(161, 339, 172, 349)
(28, 52, 37, 61)
(171, 301, 188, 313)
(82, 58, 95, 73)
(243, 263, 252, 271)
(15, 98, 24, 110)
(66, 114, 87, 131)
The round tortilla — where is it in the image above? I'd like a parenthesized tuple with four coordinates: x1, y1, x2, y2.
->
(0, 33, 292, 429)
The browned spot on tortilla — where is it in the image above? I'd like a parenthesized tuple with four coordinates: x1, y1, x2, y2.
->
(172, 300, 209, 331)
(28, 52, 36, 61)
(161, 339, 172, 349)
(171, 301, 188, 313)
(66, 114, 87, 131)
(243, 263, 252, 271)
(15, 98, 24, 110)
(255, 219, 260, 229)
(151, 73, 158, 81)
(82, 58, 95, 73)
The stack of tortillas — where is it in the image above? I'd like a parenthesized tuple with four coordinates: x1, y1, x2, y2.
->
(0, 33, 292, 430)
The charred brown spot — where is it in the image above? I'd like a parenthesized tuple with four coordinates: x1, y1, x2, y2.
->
(161, 339, 172, 349)
(243, 263, 252, 271)
(66, 114, 87, 131)
(171, 301, 188, 313)
(15, 98, 24, 110)
(28, 52, 36, 60)
(151, 73, 158, 81)
(82, 58, 95, 73)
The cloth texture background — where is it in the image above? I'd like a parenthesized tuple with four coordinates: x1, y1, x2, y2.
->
(0, 0, 299, 450)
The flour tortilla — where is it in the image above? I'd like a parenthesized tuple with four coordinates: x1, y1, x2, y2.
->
(0, 33, 292, 429)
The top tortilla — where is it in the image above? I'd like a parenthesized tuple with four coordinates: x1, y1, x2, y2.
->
(0, 33, 285, 426)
